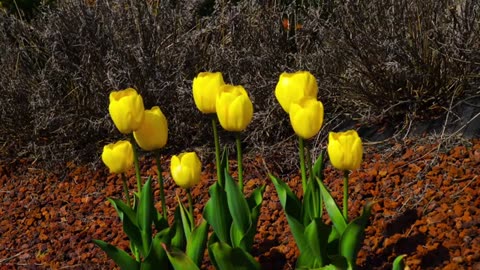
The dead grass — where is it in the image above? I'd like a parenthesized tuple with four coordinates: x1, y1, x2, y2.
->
(0, 0, 479, 169)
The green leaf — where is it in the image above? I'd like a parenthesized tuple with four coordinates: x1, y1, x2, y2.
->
(240, 185, 265, 251)
(225, 170, 251, 239)
(304, 218, 331, 266)
(318, 178, 347, 234)
(152, 207, 169, 231)
(137, 177, 153, 257)
(302, 175, 321, 225)
(163, 244, 200, 270)
(108, 198, 136, 225)
(142, 228, 171, 270)
(207, 233, 220, 268)
(209, 241, 261, 270)
(270, 174, 313, 256)
(269, 174, 302, 221)
(285, 214, 313, 258)
(108, 198, 142, 252)
(392, 254, 407, 270)
(171, 206, 186, 250)
(328, 255, 349, 270)
(93, 239, 140, 270)
(339, 201, 375, 267)
(203, 181, 232, 244)
(186, 219, 209, 267)
(313, 150, 325, 181)
(177, 195, 193, 240)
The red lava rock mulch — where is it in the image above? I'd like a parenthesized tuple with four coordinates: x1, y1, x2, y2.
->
(0, 138, 479, 269)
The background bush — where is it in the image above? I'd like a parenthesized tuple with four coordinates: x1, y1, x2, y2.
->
(0, 0, 478, 166)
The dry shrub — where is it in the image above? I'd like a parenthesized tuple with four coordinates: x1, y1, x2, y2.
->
(0, 0, 478, 167)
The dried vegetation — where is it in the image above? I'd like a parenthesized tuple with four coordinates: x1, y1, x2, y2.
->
(0, 0, 479, 166)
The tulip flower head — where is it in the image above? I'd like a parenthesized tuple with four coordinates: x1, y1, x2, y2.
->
(101, 140, 134, 174)
(327, 130, 363, 171)
(170, 152, 202, 189)
(289, 98, 324, 139)
(109, 88, 145, 134)
(192, 72, 226, 114)
(133, 106, 168, 151)
(216, 84, 254, 132)
(275, 71, 318, 113)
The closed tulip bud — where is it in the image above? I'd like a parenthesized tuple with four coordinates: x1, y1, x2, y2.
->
(133, 106, 168, 151)
(109, 88, 145, 134)
(170, 152, 202, 189)
(101, 140, 134, 174)
(275, 71, 318, 113)
(289, 98, 324, 139)
(327, 130, 363, 171)
(192, 72, 225, 114)
(216, 84, 253, 132)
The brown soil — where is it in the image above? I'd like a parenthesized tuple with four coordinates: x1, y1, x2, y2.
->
(0, 139, 479, 269)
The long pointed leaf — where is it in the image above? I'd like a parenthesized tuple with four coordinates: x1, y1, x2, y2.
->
(318, 178, 347, 234)
(108, 198, 136, 225)
(142, 228, 171, 270)
(392, 254, 406, 270)
(163, 244, 200, 270)
(203, 181, 232, 244)
(304, 218, 331, 267)
(313, 150, 325, 181)
(240, 185, 265, 251)
(225, 170, 251, 237)
(186, 219, 209, 267)
(270, 174, 313, 256)
(108, 198, 142, 250)
(171, 206, 186, 250)
(269, 174, 302, 221)
(339, 201, 374, 267)
(137, 177, 153, 257)
(93, 239, 140, 270)
(209, 241, 260, 270)
(177, 195, 193, 240)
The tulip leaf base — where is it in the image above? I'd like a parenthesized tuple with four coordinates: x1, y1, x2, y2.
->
(94, 177, 207, 269)
(203, 167, 264, 270)
(270, 152, 376, 270)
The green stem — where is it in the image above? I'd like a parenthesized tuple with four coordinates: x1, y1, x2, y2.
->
(212, 117, 223, 187)
(130, 134, 142, 194)
(343, 171, 349, 221)
(131, 243, 140, 262)
(121, 173, 132, 208)
(305, 141, 313, 184)
(187, 188, 194, 219)
(236, 133, 244, 193)
(298, 136, 307, 194)
(154, 151, 167, 220)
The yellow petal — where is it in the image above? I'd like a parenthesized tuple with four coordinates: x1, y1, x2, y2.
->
(133, 106, 168, 151)
(275, 71, 318, 113)
(108, 88, 145, 134)
(192, 72, 225, 114)
(101, 140, 133, 174)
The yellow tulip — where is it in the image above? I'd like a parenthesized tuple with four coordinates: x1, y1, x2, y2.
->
(133, 106, 168, 151)
(327, 130, 363, 171)
(170, 152, 202, 189)
(109, 88, 145, 134)
(289, 98, 324, 139)
(275, 71, 318, 113)
(192, 72, 225, 114)
(101, 140, 134, 174)
(216, 84, 253, 132)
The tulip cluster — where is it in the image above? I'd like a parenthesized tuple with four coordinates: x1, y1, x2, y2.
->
(95, 71, 404, 270)
(192, 71, 263, 269)
(96, 87, 208, 269)
(270, 71, 407, 270)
